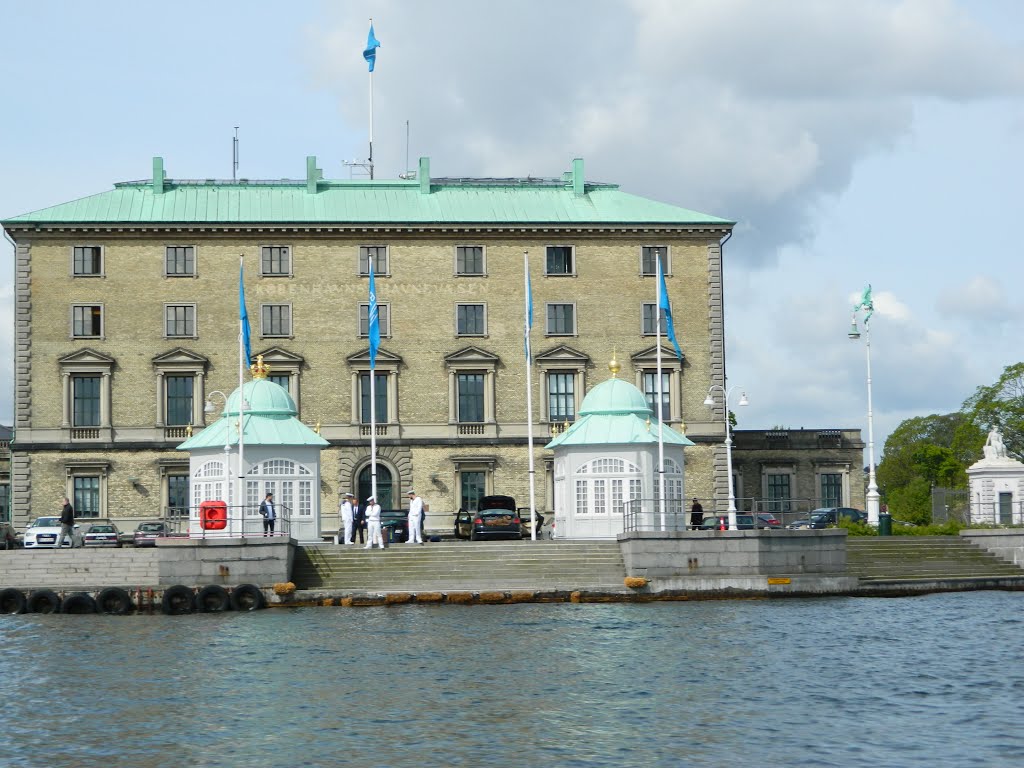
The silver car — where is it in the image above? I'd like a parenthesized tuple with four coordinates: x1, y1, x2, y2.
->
(23, 516, 85, 548)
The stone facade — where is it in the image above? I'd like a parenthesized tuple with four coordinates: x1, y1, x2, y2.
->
(3, 159, 734, 535)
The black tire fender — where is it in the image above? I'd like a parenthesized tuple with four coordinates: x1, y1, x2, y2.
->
(230, 584, 265, 612)
(62, 592, 98, 615)
(0, 588, 27, 614)
(28, 589, 62, 614)
(96, 587, 134, 615)
(161, 585, 195, 615)
(196, 584, 232, 613)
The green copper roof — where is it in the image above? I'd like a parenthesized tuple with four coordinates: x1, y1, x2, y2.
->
(3, 157, 733, 227)
(176, 379, 328, 451)
(546, 377, 694, 448)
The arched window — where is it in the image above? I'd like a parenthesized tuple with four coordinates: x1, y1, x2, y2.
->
(193, 459, 229, 508)
(243, 458, 316, 518)
(574, 457, 642, 516)
(358, 464, 394, 510)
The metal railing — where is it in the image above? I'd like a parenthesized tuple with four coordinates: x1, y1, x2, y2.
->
(159, 504, 292, 540)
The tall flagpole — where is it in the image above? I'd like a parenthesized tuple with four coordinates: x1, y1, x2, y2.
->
(366, 18, 376, 180)
(655, 256, 667, 531)
(368, 261, 380, 503)
(524, 252, 537, 540)
(238, 255, 247, 531)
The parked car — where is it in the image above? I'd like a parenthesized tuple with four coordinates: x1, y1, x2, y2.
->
(380, 509, 409, 544)
(23, 516, 84, 548)
(788, 507, 867, 529)
(471, 495, 522, 541)
(517, 506, 546, 539)
(699, 514, 778, 530)
(1, 522, 21, 549)
(453, 508, 473, 539)
(133, 521, 169, 547)
(83, 522, 122, 547)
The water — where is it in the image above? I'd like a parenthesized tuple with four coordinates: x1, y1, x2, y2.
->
(2, 592, 1023, 767)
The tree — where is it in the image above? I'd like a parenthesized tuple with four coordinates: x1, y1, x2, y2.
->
(961, 362, 1024, 460)
(877, 413, 974, 492)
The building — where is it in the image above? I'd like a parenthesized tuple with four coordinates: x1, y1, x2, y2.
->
(730, 428, 866, 521)
(0, 425, 11, 523)
(2, 156, 735, 534)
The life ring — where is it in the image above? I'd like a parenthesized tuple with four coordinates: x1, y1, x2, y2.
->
(199, 500, 228, 531)
(96, 587, 134, 615)
(230, 584, 265, 612)
(28, 589, 62, 614)
(62, 592, 98, 614)
(196, 584, 231, 612)
(160, 585, 195, 615)
(0, 588, 27, 614)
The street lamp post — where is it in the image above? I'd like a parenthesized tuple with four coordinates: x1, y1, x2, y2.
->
(703, 385, 749, 530)
(848, 310, 881, 526)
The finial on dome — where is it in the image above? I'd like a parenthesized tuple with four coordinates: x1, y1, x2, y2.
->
(250, 354, 270, 379)
(609, 348, 620, 378)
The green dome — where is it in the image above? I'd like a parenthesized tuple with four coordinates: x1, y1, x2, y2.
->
(225, 379, 296, 416)
(578, 378, 652, 417)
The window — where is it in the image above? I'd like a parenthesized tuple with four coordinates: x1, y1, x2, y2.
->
(73, 476, 100, 518)
(260, 245, 291, 276)
(546, 303, 576, 335)
(165, 376, 194, 426)
(261, 304, 292, 337)
(642, 372, 671, 422)
(359, 245, 388, 275)
(73, 245, 103, 276)
(641, 303, 668, 336)
(457, 373, 485, 423)
(165, 304, 196, 338)
(165, 246, 195, 276)
(269, 374, 291, 394)
(73, 376, 101, 427)
(359, 372, 389, 423)
(765, 472, 793, 513)
(359, 303, 390, 337)
(547, 372, 576, 423)
(545, 245, 574, 275)
(72, 305, 103, 338)
(460, 471, 486, 512)
(167, 473, 190, 518)
(641, 245, 668, 276)
(456, 245, 485, 275)
(820, 473, 843, 508)
(456, 303, 486, 336)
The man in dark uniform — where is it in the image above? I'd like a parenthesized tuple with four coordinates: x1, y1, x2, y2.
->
(689, 498, 704, 529)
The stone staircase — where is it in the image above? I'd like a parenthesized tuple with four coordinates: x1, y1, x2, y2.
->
(847, 537, 1024, 582)
(292, 540, 628, 593)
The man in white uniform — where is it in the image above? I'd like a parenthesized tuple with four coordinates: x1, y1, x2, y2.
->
(339, 492, 355, 545)
(363, 495, 384, 549)
(406, 490, 424, 544)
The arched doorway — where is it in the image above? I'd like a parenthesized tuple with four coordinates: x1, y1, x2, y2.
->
(358, 464, 394, 509)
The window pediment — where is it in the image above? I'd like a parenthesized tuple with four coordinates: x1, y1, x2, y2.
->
(631, 344, 685, 366)
(58, 348, 115, 368)
(152, 347, 210, 369)
(534, 344, 589, 368)
(255, 347, 305, 366)
(444, 346, 499, 369)
(346, 347, 403, 368)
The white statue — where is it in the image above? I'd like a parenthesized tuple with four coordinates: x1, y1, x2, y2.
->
(983, 426, 1007, 460)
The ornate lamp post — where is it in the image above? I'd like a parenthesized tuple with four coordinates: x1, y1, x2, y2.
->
(848, 287, 881, 527)
(703, 385, 748, 530)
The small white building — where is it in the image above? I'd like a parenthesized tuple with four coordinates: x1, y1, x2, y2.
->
(546, 358, 693, 539)
(177, 358, 329, 543)
(966, 426, 1024, 525)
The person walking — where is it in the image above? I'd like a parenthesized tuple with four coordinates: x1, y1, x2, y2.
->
(56, 496, 77, 549)
(689, 498, 704, 529)
(363, 495, 384, 549)
(259, 492, 277, 536)
(406, 490, 424, 544)
(339, 493, 355, 545)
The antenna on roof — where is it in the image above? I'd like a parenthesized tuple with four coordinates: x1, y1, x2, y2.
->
(398, 120, 417, 180)
(232, 127, 240, 181)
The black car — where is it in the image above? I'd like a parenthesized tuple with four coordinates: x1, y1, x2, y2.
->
(470, 495, 522, 541)
(453, 508, 473, 540)
(380, 509, 409, 544)
(788, 507, 867, 529)
(699, 514, 777, 531)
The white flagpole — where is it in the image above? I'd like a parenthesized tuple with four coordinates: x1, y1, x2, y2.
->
(370, 368, 378, 503)
(524, 252, 537, 540)
(238, 255, 247, 533)
(368, 17, 374, 180)
(656, 256, 667, 531)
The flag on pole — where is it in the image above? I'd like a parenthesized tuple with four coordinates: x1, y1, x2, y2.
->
(363, 23, 380, 71)
(368, 261, 380, 369)
(657, 256, 683, 361)
(524, 265, 533, 362)
(854, 284, 874, 324)
(239, 261, 252, 365)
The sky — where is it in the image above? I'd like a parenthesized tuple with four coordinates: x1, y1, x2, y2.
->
(1, 0, 1023, 459)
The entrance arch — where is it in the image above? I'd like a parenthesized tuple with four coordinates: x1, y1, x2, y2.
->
(358, 464, 394, 509)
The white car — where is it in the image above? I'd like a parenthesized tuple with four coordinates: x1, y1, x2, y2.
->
(23, 516, 84, 549)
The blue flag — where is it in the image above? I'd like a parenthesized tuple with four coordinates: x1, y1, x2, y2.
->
(368, 261, 380, 369)
(524, 266, 533, 362)
(657, 256, 683, 361)
(239, 261, 252, 365)
(363, 23, 380, 72)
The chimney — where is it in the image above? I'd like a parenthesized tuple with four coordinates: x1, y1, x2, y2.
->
(153, 157, 165, 194)
(419, 157, 431, 194)
(572, 158, 584, 197)
(306, 155, 323, 194)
